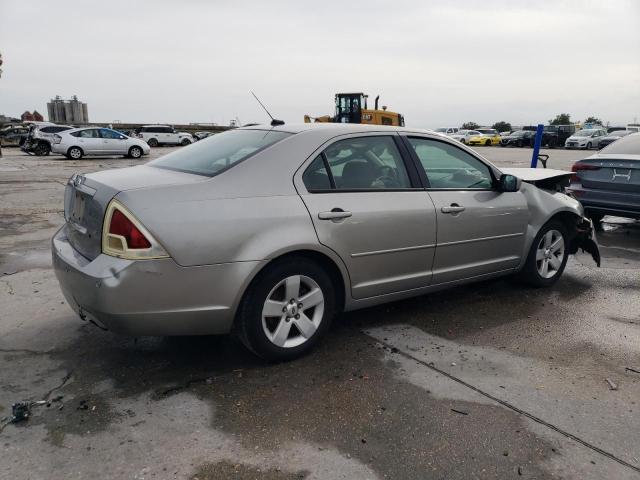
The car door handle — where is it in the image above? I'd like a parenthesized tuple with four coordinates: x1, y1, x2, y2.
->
(441, 204, 465, 214)
(318, 209, 352, 220)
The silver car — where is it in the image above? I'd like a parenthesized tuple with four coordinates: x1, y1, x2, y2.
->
(51, 127, 151, 160)
(565, 129, 607, 150)
(52, 124, 600, 360)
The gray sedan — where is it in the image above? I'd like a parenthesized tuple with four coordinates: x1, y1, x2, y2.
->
(52, 124, 600, 360)
(569, 132, 640, 225)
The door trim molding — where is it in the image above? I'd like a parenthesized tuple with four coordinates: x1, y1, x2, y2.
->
(438, 232, 524, 247)
(351, 243, 436, 258)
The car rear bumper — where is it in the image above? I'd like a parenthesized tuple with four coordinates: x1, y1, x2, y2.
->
(569, 185, 640, 219)
(52, 226, 262, 335)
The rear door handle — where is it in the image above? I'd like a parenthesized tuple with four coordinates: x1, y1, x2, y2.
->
(441, 204, 465, 214)
(318, 209, 352, 220)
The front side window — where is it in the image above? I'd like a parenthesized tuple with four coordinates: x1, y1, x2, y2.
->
(150, 129, 292, 176)
(99, 128, 122, 139)
(308, 136, 411, 190)
(408, 137, 493, 189)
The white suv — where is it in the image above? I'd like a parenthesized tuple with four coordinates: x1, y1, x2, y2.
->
(134, 125, 194, 147)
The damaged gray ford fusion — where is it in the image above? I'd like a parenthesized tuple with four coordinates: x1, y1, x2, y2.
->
(52, 124, 600, 361)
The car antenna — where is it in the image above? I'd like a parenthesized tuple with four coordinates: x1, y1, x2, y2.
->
(250, 91, 285, 126)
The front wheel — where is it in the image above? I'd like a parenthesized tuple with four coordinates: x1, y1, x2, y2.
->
(518, 221, 569, 287)
(180, 138, 191, 146)
(586, 142, 592, 150)
(147, 138, 158, 147)
(485, 139, 491, 146)
(128, 146, 143, 159)
(236, 258, 336, 361)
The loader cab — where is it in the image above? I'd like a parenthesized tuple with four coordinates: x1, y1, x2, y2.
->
(335, 93, 366, 124)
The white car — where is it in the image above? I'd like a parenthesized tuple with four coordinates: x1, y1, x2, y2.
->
(133, 125, 194, 147)
(434, 127, 459, 135)
(451, 130, 481, 144)
(52, 127, 150, 160)
(564, 129, 607, 150)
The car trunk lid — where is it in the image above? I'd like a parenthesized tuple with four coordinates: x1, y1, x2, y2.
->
(574, 158, 640, 193)
(64, 165, 206, 260)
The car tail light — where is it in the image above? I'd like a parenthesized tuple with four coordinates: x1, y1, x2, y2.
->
(570, 163, 600, 183)
(102, 200, 169, 260)
(53, 134, 62, 144)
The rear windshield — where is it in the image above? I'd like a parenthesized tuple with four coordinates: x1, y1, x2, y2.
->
(600, 133, 640, 155)
(150, 129, 293, 176)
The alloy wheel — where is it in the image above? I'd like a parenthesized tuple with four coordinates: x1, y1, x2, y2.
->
(69, 148, 81, 159)
(261, 275, 325, 348)
(535, 229, 565, 279)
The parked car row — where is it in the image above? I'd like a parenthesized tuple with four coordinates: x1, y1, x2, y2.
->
(438, 124, 635, 151)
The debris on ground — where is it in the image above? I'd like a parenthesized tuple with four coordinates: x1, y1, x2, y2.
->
(625, 366, 640, 374)
(450, 408, 468, 415)
(518, 466, 523, 475)
(3, 395, 65, 427)
(605, 378, 618, 391)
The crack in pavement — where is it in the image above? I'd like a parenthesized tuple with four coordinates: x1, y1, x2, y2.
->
(370, 335, 640, 475)
(0, 347, 57, 356)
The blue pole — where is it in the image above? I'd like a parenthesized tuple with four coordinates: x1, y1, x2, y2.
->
(530, 123, 544, 168)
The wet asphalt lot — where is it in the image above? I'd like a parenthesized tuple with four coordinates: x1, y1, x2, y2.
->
(0, 144, 639, 479)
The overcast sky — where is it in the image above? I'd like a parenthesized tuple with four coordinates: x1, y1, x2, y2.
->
(1, 0, 639, 128)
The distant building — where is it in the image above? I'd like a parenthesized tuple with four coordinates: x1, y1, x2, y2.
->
(21, 110, 44, 122)
(47, 95, 89, 124)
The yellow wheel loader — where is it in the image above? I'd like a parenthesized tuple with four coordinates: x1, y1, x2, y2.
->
(304, 93, 404, 127)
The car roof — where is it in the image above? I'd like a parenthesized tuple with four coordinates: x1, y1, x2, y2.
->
(241, 122, 437, 136)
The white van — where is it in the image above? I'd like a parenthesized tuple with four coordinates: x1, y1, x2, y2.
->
(134, 125, 194, 147)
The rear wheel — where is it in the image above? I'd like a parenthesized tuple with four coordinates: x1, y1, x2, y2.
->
(518, 221, 569, 287)
(147, 138, 158, 147)
(67, 146, 83, 160)
(180, 138, 191, 146)
(34, 141, 50, 156)
(236, 257, 336, 361)
(485, 139, 492, 146)
(128, 146, 143, 159)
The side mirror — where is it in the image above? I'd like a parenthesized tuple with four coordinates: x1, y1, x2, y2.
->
(119, 135, 126, 140)
(499, 174, 520, 192)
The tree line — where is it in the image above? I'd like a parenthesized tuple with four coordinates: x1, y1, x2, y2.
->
(460, 114, 604, 133)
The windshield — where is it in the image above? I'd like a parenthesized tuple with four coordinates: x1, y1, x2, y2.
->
(435, 128, 448, 133)
(574, 130, 595, 137)
(150, 129, 293, 176)
(600, 133, 640, 155)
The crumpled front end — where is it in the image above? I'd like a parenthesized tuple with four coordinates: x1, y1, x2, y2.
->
(568, 217, 601, 267)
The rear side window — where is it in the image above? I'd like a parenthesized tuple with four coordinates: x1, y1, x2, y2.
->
(303, 136, 411, 191)
(77, 129, 100, 138)
(150, 129, 292, 176)
(600, 133, 640, 154)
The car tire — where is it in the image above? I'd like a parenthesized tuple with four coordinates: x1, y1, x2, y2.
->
(128, 146, 143, 159)
(517, 220, 569, 288)
(236, 257, 336, 362)
(460, 139, 466, 144)
(67, 146, 83, 160)
(586, 142, 592, 150)
(485, 139, 491, 146)
(147, 138, 158, 147)
(34, 141, 50, 156)
(180, 138, 191, 146)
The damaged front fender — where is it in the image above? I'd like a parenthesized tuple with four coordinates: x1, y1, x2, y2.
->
(568, 217, 601, 267)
